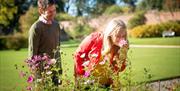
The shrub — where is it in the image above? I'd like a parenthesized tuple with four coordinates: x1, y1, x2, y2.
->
(0, 33, 28, 50)
(56, 13, 75, 21)
(160, 21, 180, 36)
(6, 33, 28, 50)
(121, 6, 131, 13)
(69, 24, 94, 39)
(129, 21, 180, 38)
(128, 11, 146, 29)
(19, 6, 39, 36)
(0, 36, 8, 50)
(103, 5, 123, 15)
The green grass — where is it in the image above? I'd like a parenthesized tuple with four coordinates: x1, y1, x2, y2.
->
(62, 37, 180, 46)
(129, 48, 180, 82)
(0, 47, 180, 90)
(0, 49, 28, 91)
(129, 37, 180, 45)
(0, 37, 180, 90)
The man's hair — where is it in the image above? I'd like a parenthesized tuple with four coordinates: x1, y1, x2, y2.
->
(38, 0, 56, 10)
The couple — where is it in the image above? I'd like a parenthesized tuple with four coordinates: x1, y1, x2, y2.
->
(74, 19, 129, 87)
(28, 0, 128, 88)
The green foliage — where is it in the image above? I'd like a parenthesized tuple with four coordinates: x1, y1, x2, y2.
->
(56, 13, 75, 21)
(19, 6, 39, 35)
(161, 21, 180, 36)
(0, 33, 28, 50)
(103, 5, 123, 15)
(70, 0, 116, 16)
(129, 21, 180, 38)
(0, 0, 17, 27)
(70, 24, 94, 39)
(122, 0, 137, 12)
(128, 11, 146, 29)
(95, 0, 116, 15)
(137, 0, 180, 11)
(66, 17, 94, 39)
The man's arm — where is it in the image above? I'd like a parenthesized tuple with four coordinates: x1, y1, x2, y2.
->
(28, 24, 41, 58)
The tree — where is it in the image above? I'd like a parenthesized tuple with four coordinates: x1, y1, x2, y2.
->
(95, 0, 116, 15)
(0, 0, 30, 34)
(163, 0, 180, 11)
(121, 0, 137, 12)
(0, 0, 17, 27)
(137, 0, 163, 10)
(66, 0, 116, 16)
(0, 0, 17, 34)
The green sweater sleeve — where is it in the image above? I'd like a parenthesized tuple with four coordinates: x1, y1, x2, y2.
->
(28, 23, 41, 58)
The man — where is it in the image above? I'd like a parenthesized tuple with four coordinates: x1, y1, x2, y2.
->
(28, 0, 62, 86)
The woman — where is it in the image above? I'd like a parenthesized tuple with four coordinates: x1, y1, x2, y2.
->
(74, 19, 129, 86)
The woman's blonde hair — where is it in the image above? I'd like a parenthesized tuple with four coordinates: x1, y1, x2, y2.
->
(103, 19, 127, 54)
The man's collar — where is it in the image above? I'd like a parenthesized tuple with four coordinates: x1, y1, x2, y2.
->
(39, 16, 52, 24)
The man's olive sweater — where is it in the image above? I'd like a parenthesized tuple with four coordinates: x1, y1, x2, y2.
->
(28, 19, 60, 58)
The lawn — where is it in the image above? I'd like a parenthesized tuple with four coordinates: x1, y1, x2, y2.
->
(61, 37, 180, 47)
(0, 37, 180, 90)
(0, 46, 180, 90)
(129, 37, 180, 45)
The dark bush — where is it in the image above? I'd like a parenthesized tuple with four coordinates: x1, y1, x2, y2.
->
(0, 33, 28, 50)
(128, 11, 146, 29)
(0, 36, 8, 50)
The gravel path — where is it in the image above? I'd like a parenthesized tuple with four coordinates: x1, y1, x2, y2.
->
(146, 77, 180, 91)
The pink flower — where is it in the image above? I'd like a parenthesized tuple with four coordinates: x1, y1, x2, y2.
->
(99, 60, 106, 65)
(27, 76, 33, 83)
(44, 65, 49, 69)
(19, 71, 26, 78)
(42, 54, 49, 60)
(47, 59, 56, 65)
(26, 86, 32, 91)
(84, 71, 90, 77)
(118, 39, 127, 47)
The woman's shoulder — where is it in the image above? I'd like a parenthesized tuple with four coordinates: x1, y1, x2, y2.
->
(90, 32, 103, 39)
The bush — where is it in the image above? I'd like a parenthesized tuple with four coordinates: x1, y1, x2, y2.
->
(129, 21, 180, 38)
(0, 33, 28, 50)
(69, 24, 94, 39)
(103, 5, 123, 15)
(128, 11, 146, 29)
(160, 21, 180, 36)
(19, 6, 39, 36)
(56, 13, 75, 21)
(0, 36, 8, 50)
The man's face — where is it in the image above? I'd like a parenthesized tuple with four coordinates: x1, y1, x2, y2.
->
(42, 5, 56, 21)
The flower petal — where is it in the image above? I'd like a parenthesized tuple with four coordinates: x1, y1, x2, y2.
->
(27, 76, 33, 83)
(80, 53, 86, 58)
(82, 60, 90, 67)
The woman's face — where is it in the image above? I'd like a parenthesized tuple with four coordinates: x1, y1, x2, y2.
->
(111, 28, 126, 47)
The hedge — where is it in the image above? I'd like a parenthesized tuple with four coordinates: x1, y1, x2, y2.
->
(129, 21, 180, 38)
